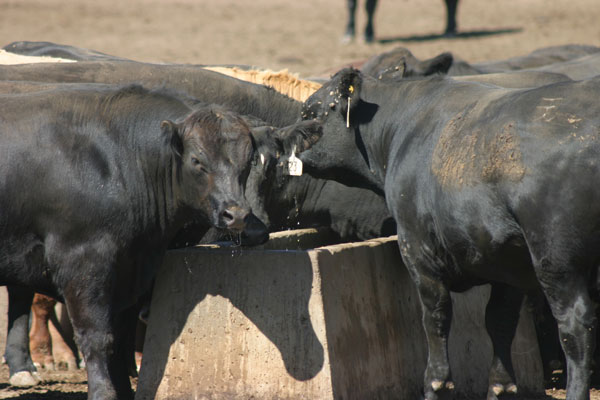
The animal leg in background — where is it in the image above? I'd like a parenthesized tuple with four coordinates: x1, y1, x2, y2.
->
(343, 0, 378, 43)
(48, 303, 79, 370)
(364, 0, 377, 43)
(444, 0, 459, 36)
(5, 285, 38, 386)
(29, 293, 56, 370)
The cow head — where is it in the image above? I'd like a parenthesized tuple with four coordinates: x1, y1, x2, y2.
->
(299, 68, 382, 192)
(361, 46, 454, 81)
(162, 105, 322, 246)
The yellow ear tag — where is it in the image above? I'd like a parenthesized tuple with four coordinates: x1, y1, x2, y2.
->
(349, 85, 354, 93)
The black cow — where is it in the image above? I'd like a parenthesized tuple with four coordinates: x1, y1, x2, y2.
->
(3, 40, 130, 62)
(299, 68, 600, 400)
(357, 44, 599, 80)
(359, 45, 572, 88)
(360, 47, 454, 80)
(0, 84, 322, 399)
(464, 44, 600, 75)
(0, 75, 393, 389)
(0, 61, 301, 128)
(0, 64, 393, 243)
(343, 0, 459, 43)
(528, 52, 600, 81)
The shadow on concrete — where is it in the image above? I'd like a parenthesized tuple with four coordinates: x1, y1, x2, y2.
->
(377, 27, 522, 44)
(137, 248, 324, 399)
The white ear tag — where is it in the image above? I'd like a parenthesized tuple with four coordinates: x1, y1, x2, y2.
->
(260, 153, 265, 166)
(287, 145, 303, 176)
(346, 97, 351, 128)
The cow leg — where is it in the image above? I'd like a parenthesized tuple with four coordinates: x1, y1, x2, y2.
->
(484, 283, 523, 400)
(444, 0, 458, 35)
(5, 285, 39, 387)
(342, 0, 357, 43)
(364, 0, 377, 43)
(48, 309, 79, 371)
(135, 318, 146, 372)
(64, 290, 133, 400)
(535, 268, 596, 400)
(115, 305, 141, 378)
(399, 235, 454, 399)
(413, 273, 454, 400)
(55, 302, 85, 368)
(29, 293, 56, 371)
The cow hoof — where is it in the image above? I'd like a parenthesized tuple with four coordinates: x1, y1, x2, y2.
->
(425, 380, 454, 400)
(340, 34, 354, 45)
(487, 383, 518, 400)
(135, 351, 143, 372)
(34, 360, 55, 371)
(56, 358, 78, 371)
(9, 371, 40, 387)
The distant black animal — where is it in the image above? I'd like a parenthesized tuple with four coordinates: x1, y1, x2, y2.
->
(360, 46, 454, 80)
(343, 0, 459, 43)
(299, 68, 600, 400)
(447, 44, 600, 76)
(3, 40, 129, 62)
(0, 84, 321, 399)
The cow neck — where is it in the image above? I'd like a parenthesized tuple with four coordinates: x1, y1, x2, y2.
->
(227, 80, 302, 127)
(352, 80, 405, 192)
(113, 112, 182, 240)
(165, 67, 303, 128)
(357, 77, 450, 190)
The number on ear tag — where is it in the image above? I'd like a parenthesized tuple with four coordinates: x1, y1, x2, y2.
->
(286, 146, 303, 176)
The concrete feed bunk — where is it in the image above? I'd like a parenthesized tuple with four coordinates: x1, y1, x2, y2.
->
(135, 229, 543, 400)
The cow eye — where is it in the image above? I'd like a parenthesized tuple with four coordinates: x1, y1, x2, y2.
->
(191, 157, 209, 174)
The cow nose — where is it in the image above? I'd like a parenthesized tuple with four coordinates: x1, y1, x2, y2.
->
(221, 206, 248, 232)
(240, 213, 269, 246)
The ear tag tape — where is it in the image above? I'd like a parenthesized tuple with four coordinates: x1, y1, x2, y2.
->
(346, 97, 351, 128)
(287, 145, 303, 176)
(346, 85, 353, 128)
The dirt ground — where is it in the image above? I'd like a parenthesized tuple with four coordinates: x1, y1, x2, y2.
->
(0, 0, 599, 398)
(1, 0, 600, 78)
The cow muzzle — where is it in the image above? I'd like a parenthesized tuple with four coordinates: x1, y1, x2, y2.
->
(240, 213, 269, 246)
(220, 205, 249, 232)
(218, 206, 269, 246)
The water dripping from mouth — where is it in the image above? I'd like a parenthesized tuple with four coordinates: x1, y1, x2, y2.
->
(227, 231, 242, 257)
(231, 232, 242, 247)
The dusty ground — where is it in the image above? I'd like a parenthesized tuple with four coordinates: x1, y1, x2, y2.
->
(0, 0, 599, 398)
(0, 0, 599, 78)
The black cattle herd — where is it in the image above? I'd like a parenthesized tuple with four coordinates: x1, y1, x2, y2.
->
(1, 41, 600, 400)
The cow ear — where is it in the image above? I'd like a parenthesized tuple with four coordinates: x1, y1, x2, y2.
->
(336, 68, 362, 125)
(376, 60, 407, 80)
(161, 120, 183, 159)
(250, 120, 323, 159)
(421, 52, 453, 76)
(249, 126, 279, 163)
(338, 68, 362, 104)
(275, 119, 323, 154)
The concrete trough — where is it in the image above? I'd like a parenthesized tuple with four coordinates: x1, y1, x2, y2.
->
(135, 229, 544, 400)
